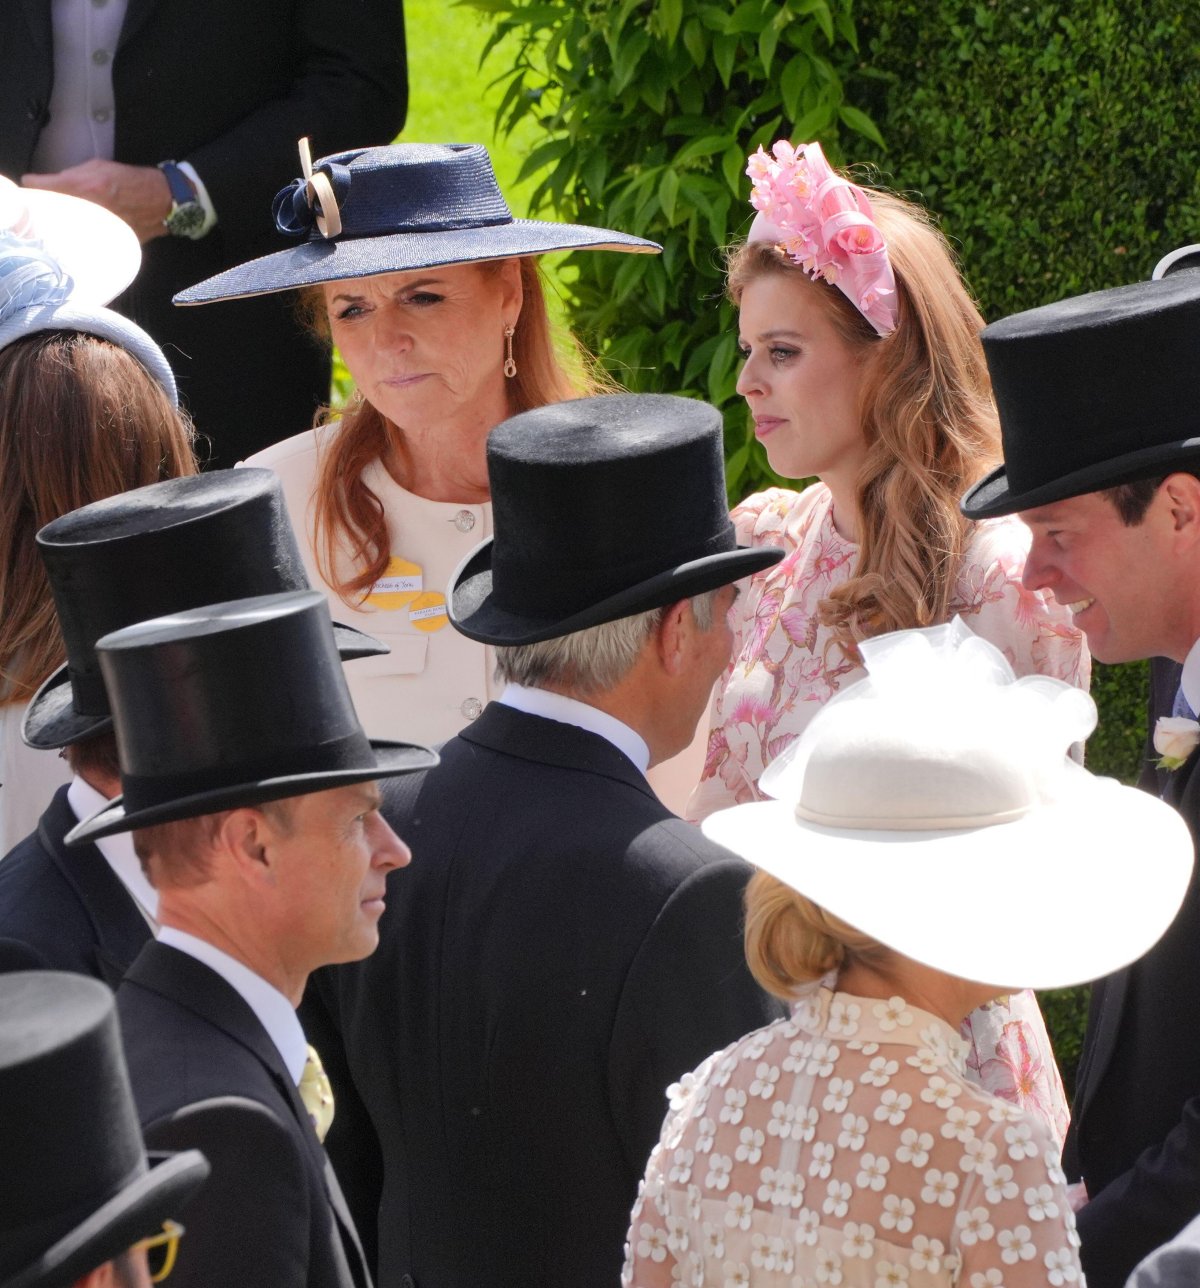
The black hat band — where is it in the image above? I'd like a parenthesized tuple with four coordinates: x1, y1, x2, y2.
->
(119, 728, 375, 814)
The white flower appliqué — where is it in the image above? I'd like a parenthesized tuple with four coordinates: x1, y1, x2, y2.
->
(1154, 715, 1200, 770)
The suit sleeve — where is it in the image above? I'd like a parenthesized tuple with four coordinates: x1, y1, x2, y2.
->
(607, 850, 784, 1177)
(1075, 1100, 1200, 1288)
(183, 0, 407, 244)
(143, 1097, 312, 1287)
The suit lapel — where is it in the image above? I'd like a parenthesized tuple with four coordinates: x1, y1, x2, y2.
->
(127, 943, 371, 1286)
(19, 0, 51, 57)
(40, 787, 152, 983)
(116, 0, 157, 48)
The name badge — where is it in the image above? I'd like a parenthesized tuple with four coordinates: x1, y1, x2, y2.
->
(365, 558, 423, 611)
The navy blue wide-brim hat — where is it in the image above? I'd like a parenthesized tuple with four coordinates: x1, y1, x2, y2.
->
(174, 143, 660, 304)
(449, 393, 784, 646)
(961, 271, 1200, 519)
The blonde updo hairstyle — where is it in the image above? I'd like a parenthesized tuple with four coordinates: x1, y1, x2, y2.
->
(727, 185, 1001, 662)
(744, 870, 895, 1001)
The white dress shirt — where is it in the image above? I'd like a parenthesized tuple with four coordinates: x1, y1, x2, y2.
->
(498, 683, 650, 776)
(67, 774, 158, 926)
(1180, 637, 1200, 718)
(156, 926, 308, 1085)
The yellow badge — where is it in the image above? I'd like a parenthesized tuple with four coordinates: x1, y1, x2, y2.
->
(407, 591, 449, 633)
(364, 558, 423, 611)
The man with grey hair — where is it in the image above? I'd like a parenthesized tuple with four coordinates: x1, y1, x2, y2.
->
(307, 393, 786, 1288)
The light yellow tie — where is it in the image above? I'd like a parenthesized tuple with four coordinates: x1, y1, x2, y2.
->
(299, 1043, 336, 1142)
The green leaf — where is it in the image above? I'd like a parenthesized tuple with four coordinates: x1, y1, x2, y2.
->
(658, 0, 684, 44)
(514, 136, 570, 185)
(838, 104, 885, 148)
(759, 21, 782, 74)
(780, 53, 811, 122)
(682, 16, 707, 67)
(676, 134, 733, 165)
(713, 33, 739, 86)
(722, 141, 747, 196)
(659, 168, 680, 223)
(612, 28, 651, 93)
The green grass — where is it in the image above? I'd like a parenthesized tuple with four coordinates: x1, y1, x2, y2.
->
(401, 0, 543, 212)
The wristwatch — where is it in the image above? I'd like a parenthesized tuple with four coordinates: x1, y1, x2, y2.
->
(158, 161, 206, 238)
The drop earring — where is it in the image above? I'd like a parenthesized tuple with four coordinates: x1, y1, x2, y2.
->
(503, 325, 517, 379)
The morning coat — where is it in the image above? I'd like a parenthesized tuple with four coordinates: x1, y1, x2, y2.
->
(118, 940, 372, 1288)
(308, 700, 784, 1288)
(1065, 655, 1200, 1286)
(0, 784, 150, 984)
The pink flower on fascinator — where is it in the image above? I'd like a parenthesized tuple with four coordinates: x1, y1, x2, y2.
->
(745, 140, 898, 336)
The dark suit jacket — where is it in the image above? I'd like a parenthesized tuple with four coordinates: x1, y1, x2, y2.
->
(309, 702, 784, 1288)
(0, 0, 407, 465)
(119, 940, 372, 1288)
(1065, 656, 1200, 1286)
(0, 784, 150, 984)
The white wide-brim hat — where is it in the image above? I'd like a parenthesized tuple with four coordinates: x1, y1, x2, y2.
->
(0, 176, 140, 306)
(703, 619, 1194, 991)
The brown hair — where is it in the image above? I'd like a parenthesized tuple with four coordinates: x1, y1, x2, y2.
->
(0, 332, 197, 702)
(743, 870, 893, 1001)
(307, 258, 606, 603)
(63, 732, 121, 781)
(1102, 477, 1167, 525)
(727, 188, 1000, 660)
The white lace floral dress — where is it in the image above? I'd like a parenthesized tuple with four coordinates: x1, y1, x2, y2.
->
(685, 484, 1089, 1146)
(623, 987, 1083, 1287)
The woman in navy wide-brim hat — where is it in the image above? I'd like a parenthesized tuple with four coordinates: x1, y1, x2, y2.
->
(176, 140, 661, 751)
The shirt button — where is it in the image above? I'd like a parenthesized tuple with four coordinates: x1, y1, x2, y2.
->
(92, 107, 112, 123)
(91, 48, 110, 65)
(453, 509, 476, 533)
(460, 697, 482, 720)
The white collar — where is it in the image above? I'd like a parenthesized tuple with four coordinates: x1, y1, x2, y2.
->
(67, 775, 159, 926)
(1182, 638, 1200, 718)
(498, 684, 650, 775)
(156, 927, 308, 1085)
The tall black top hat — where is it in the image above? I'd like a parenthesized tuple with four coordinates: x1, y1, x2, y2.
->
(24, 468, 386, 751)
(449, 393, 784, 646)
(0, 971, 209, 1288)
(961, 272, 1200, 519)
(66, 590, 437, 844)
(174, 142, 661, 304)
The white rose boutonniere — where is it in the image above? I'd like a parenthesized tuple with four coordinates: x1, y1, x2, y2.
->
(1154, 716, 1200, 770)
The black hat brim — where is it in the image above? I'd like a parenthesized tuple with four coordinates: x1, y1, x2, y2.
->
(961, 435, 1200, 519)
(6, 1149, 209, 1288)
(174, 220, 660, 305)
(23, 622, 388, 751)
(64, 740, 439, 845)
(449, 539, 784, 646)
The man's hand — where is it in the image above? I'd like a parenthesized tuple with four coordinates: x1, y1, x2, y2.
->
(22, 160, 172, 243)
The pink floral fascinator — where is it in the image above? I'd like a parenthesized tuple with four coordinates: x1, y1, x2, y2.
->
(746, 140, 898, 337)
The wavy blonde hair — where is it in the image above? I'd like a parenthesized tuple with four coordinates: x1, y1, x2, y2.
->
(0, 332, 197, 703)
(727, 189, 1000, 660)
(307, 257, 609, 603)
(744, 870, 894, 1001)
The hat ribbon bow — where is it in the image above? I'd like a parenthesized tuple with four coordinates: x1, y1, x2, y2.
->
(272, 137, 351, 240)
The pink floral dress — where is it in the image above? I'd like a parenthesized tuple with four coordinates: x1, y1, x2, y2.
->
(686, 484, 1090, 1148)
(622, 986, 1083, 1287)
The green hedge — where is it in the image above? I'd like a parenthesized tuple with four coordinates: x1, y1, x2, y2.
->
(467, 0, 1198, 1096)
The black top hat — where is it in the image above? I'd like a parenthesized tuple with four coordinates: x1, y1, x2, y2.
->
(174, 142, 660, 304)
(449, 394, 784, 646)
(66, 590, 437, 844)
(0, 971, 209, 1288)
(961, 272, 1200, 519)
(24, 469, 386, 751)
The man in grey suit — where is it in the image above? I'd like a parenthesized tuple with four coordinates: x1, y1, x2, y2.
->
(308, 393, 787, 1287)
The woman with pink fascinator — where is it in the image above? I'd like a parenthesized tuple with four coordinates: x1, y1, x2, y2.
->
(683, 141, 1087, 1146)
